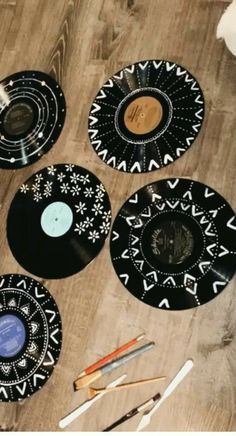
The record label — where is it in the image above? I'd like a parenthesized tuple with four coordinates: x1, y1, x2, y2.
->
(89, 60, 204, 173)
(110, 178, 236, 310)
(0, 274, 62, 402)
(7, 164, 111, 279)
(0, 71, 66, 169)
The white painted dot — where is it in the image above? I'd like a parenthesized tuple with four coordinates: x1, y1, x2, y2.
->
(38, 132, 43, 138)
(10, 157, 15, 163)
(9, 80, 13, 86)
(41, 81, 46, 86)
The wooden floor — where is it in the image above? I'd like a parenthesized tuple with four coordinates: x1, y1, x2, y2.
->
(0, 0, 236, 431)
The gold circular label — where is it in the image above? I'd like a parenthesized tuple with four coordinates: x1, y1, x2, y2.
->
(124, 96, 163, 135)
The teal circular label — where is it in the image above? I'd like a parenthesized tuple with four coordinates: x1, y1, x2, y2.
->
(0, 314, 26, 358)
(40, 201, 73, 237)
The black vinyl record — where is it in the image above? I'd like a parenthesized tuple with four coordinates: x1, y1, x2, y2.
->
(7, 164, 111, 279)
(88, 60, 204, 173)
(0, 70, 66, 169)
(0, 274, 62, 402)
(110, 178, 236, 310)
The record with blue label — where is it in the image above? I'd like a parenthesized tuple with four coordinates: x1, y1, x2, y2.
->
(110, 178, 236, 310)
(0, 274, 62, 402)
(7, 164, 111, 279)
(0, 70, 66, 169)
(88, 60, 204, 173)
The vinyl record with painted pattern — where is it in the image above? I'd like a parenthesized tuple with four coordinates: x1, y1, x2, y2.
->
(88, 60, 204, 173)
(110, 178, 236, 310)
(7, 164, 111, 279)
(0, 274, 62, 402)
(0, 70, 66, 169)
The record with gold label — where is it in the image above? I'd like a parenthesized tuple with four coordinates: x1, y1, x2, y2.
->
(0, 274, 62, 402)
(110, 178, 236, 310)
(7, 164, 111, 279)
(0, 70, 66, 169)
(88, 60, 204, 173)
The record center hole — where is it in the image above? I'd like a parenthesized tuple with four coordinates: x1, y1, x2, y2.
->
(124, 96, 163, 135)
(3, 102, 34, 136)
(0, 314, 26, 358)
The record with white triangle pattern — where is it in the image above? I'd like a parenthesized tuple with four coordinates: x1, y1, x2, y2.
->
(0, 274, 62, 401)
(110, 178, 236, 310)
(88, 60, 204, 173)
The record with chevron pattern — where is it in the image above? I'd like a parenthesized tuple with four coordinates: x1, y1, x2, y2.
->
(88, 60, 204, 173)
(0, 274, 62, 401)
(110, 178, 236, 310)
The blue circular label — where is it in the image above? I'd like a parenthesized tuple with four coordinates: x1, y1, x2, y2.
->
(40, 201, 73, 237)
(0, 314, 26, 358)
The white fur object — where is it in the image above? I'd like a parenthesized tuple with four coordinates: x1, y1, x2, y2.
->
(217, 0, 236, 56)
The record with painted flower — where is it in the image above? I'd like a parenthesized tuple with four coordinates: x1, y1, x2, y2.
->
(0, 274, 62, 402)
(0, 70, 66, 169)
(88, 60, 204, 173)
(7, 164, 111, 279)
(110, 178, 236, 310)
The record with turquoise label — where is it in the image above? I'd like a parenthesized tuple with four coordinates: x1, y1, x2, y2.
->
(0, 274, 62, 402)
(110, 178, 236, 310)
(88, 60, 204, 173)
(7, 164, 112, 279)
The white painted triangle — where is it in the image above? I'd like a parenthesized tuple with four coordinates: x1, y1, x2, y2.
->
(92, 139, 102, 150)
(107, 156, 116, 167)
(16, 382, 27, 396)
(112, 231, 119, 241)
(156, 202, 165, 211)
(146, 271, 158, 282)
(186, 137, 194, 146)
(183, 190, 192, 200)
(1, 365, 11, 375)
(158, 298, 170, 309)
(139, 61, 148, 70)
(176, 147, 186, 156)
(43, 351, 55, 366)
(17, 279, 27, 289)
(206, 243, 216, 256)
(125, 65, 135, 73)
(8, 298, 16, 307)
(88, 129, 98, 139)
(91, 102, 101, 113)
(126, 216, 143, 228)
(164, 154, 174, 165)
(218, 245, 229, 257)
(200, 216, 209, 224)
(184, 273, 197, 295)
(204, 188, 215, 198)
(176, 67, 186, 76)
(191, 81, 199, 90)
(195, 109, 203, 119)
(163, 276, 176, 286)
(119, 274, 129, 285)
(192, 123, 201, 132)
(131, 235, 139, 245)
(153, 60, 162, 69)
(103, 79, 114, 88)
(121, 249, 129, 259)
(31, 322, 39, 334)
(167, 179, 179, 189)
(143, 279, 155, 291)
(117, 160, 127, 171)
(33, 373, 45, 387)
(195, 95, 203, 104)
(0, 387, 8, 399)
(209, 209, 218, 218)
(141, 206, 151, 217)
(130, 162, 141, 173)
(135, 260, 144, 270)
(148, 159, 160, 171)
(21, 304, 30, 315)
(97, 89, 106, 99)
(45, 309, 56, 323)
(205, 223, 215, 236)
(166, 62, 176, 71)
(185, 73, 193, 83)
(227, 216, 236, 231)
(199, 261, 210, 274)
(191, 205, 203, 217)
(213, 281, 226, 294)
(152, 193, 162, 202)
(35, 287, 45, 298)
(98, 149, 108, 160)
(28, 342, 37, 353)
(166, 200, 179, 209)
(50, 328, 59, 344)
(17, 359, 27, 368)
(114, 71, 124, 80)
(131, 248, 139, 257)
(129, 193, 138, 204)
(181, 203, 190, 211)
(88, 115, 98, 126)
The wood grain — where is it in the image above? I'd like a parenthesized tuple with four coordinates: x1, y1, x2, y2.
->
(0, 0, 235, 431)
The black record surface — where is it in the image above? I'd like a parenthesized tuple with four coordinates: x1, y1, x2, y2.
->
(0, 70, 66, 169)
(7, 164, 111, 279)
(88, 60, 204, 173)
(0, 274, 62, 402)
(110, 178, 236, 310)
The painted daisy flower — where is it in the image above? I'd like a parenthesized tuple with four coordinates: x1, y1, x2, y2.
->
(32, 183, 40, 193)
(43, 189, 52, 198)
(70, 185, 81, 196)
(20, 184, 29, 194)
(83, 216, 94, 228)
(102, 210, 112, 222)
(35, 173, 43, 183)
(70, 172, 80, 184)
(95, 191, 104, 202)
(47, 165, 56, 175)
(44, 181, 53, 191)
(88, 230, 99, 243)
(92, 203, 103, 216)
(65, 164, 75, 172)
(75, 202, 87, 215)
(84, 187, 94, 198)
(33, 192, 42, 202)
(57, 172, 66, 182)
(80, 174, 90, 185)
(99, 221, 110, 234)
(60, 182, 70, 194)
(96, 183, 105, 193)
(74, 222, 86, 235)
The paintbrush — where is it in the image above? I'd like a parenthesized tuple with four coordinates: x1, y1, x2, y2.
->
(74, 341, 155, 390)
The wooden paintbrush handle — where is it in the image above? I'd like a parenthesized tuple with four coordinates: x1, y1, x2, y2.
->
(74, 369, 102, 390)
(91, 376, 166, 396)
